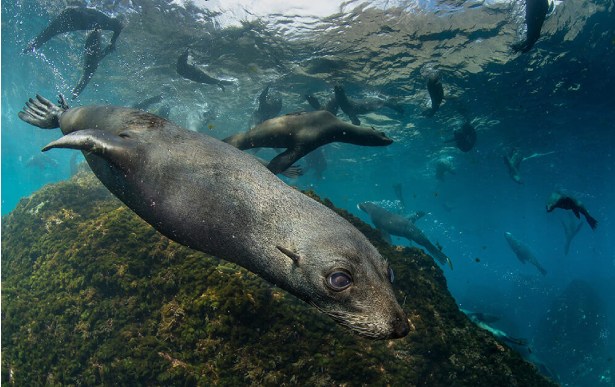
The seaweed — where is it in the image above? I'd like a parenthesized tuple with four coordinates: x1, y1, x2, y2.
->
(1, 171, 556, 386)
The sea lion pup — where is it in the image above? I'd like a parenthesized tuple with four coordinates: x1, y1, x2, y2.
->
(18, 94, 409, 340)
(512, 0, 550, 53)
(334, 85, 404, 125)
(250, 85, 282, 126)
(223, 111, 393, 175)
(358, 202, 453, 269)
(547, 192, 598, 230)
(72, 29, 111, 99)
(176, 49, 234, 91)
(504, 232, 547, 275)
(23, 7, 124, 53)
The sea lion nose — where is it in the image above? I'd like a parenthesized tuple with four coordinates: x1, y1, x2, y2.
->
(390, 314, 411, 338)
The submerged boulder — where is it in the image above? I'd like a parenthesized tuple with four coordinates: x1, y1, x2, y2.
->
(1, 171, 555, 386)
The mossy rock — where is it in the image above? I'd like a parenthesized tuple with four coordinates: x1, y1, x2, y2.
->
(1, 171, 556, 386)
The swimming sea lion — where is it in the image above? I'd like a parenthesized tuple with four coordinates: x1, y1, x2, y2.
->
(461, 309, 529, 347)
(18, 94, 409, 340)
(334, 85, 404, 125)
(176, 49, 234, 91)
(422, 72, 444, 117)
(358, 202, 453, 269)
(451, 121, 477, 152)
(512, 0, 549, 53)
(546, 192, 597, 230)
(72, 29, 110, 99)
(250, 85, 282, 126)
(304, 93, 339, 114)
(23, 7, 124, 53)
(504, 232, 547, 275)
(223, 111, 393, 175)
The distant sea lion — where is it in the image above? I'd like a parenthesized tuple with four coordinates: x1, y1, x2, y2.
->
(422, 72, 444, 117)
(224, 111, 393, 175)
(250, 85, 282, 126)
(23, 7, 124, 53)
(334, 85, 404, 125)
(176, 49, 234, 91)
(18, 94, 409, 340)
(358, 202, 453, 269)
(451, 121, 477, 152)
(504, 232, 547, 275)
(304, 93, 339, 114)
(72, 29, 111, 99)
(512, 0, 549, 53)
(546, 192, 597, 230)
(461, 309, 528, 347)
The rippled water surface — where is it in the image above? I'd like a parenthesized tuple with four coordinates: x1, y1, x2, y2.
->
(2, 0, 615, 385)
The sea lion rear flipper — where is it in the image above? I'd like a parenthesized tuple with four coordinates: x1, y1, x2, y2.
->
(584, 213, 598, 230)
(42, 129, 136, 166)
(18, 94, 66, 129)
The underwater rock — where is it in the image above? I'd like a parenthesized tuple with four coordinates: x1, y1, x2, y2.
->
(1, 171, 556, 386)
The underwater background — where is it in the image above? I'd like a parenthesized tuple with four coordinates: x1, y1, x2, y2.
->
(1, 0, 614, 385)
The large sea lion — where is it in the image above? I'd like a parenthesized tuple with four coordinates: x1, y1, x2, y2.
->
(18, 94, 409, 340)
(71, 29, 111, 99)
(224, 111, 393, 175)
(176, 49, 234, 91)
(358, 202, 453, 269)
(512, 0, 549, 53)
(546, 192, 597, 230)
(23, 7, 124, 53)
(504, 232, 547, 275)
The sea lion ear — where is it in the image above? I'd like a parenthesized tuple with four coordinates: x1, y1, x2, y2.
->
(276, 245, 301, 265)
(42, 129, 135, 166)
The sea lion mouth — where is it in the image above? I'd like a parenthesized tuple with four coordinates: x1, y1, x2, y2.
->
(313, 303, 409, 340)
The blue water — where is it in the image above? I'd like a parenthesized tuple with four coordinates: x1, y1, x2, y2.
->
(2, 0, 614, 385)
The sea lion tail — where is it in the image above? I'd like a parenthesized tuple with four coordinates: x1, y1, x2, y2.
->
(18, 94, 67, 129)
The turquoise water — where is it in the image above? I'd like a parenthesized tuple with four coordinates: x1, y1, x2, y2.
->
(2, 0, 614, 385)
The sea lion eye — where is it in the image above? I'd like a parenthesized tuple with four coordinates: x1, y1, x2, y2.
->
(388, 266, 395, 283)
(327, 271, 352, 291)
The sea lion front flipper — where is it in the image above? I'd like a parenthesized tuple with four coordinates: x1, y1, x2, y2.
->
(379, 229, 392, 244)
(42, 129, 136, 167)
(267, 147, 307, 175)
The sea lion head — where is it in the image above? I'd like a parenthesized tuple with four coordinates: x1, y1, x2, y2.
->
(277, 221, 410, 340)
(545, 192, 562, 212)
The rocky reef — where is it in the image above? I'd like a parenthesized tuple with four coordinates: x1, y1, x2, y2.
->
(1, 171, 556, 386)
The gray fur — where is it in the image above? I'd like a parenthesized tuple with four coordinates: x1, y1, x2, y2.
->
(224, 110, 392, 175)
(18, 94, 409, 340)
(359, 202, 453, 269)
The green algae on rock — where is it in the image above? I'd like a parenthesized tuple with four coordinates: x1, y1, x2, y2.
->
(1, 171, 556, 386)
